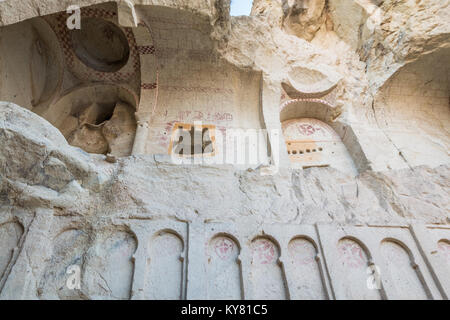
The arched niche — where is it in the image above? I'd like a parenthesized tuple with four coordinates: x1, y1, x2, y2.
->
(380, 239, 429, 300)
(374, 48, 450, 168)
(281, 117, 357, 176)
(206, 234, 242, 300)
(145, 230, 184, 300)
(38, 228, 89, 300)
(41, 2, 140, 87)
(335, 237, 382, 300)
(281, 65, 342, 99)
(287, 236, 326, 300)
(280, 96, 370, 173)
(71, 17, 130, 73)
(0, 221, 24, 281)
(0, 3, 142, 158)
(249, 237, 287, 300)
(136, 5, 264, 157)
(0, 16, 63, 110)
(36, 85, 137, 157)
(83, 230, 137, 300)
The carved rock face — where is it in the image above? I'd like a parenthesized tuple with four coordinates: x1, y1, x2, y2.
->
(71, 17, 130, 73)
(282, 0, 327, 41)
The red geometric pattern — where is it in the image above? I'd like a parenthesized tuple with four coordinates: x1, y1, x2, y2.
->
(141, 83, 158, 90)
(161, 86, 233, 95)
(280, 98, 334, 112)
(297, 123, 320, 136)
(81, 7, 117, 19)
(138, 45, 156, 55)
(44, 8, 140, 85)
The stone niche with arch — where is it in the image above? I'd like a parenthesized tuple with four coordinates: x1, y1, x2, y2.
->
(1, 217, 448, 300)
(280, 98, 359, 176)
(0, 2, 140, 157)
(277, 62, 366, 176)
(373, 48, 450, 168)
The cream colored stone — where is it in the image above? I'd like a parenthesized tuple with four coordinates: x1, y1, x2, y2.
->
(0, 0, 448, 300)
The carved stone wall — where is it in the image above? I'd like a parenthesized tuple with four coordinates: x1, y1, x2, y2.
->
(2, 213, 448, 300)
(0, 0, 448, 301)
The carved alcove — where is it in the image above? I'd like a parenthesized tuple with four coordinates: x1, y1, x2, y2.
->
(206, 234, 242, 300)
(335, 237, 382, 300)
(374, 48, 450, 168)
(380, 239, 431, 300)
(38, 228, 90, 300)
(83, 229, 137, 300)
(280, 100, 359, 176)
(287, 236, 327, 300)
(0, 2, 141, 157)
(136, 5, 265, 162)
(249, 237, 287, 300)
(144, 230, 185, 300)
(278, 63, 367, 175)
(38, 84, 138, 156)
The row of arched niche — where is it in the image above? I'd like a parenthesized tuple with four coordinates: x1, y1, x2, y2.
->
(2, 222, 448, 300)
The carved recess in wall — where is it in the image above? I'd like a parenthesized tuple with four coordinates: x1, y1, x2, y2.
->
(250, 237, 287, 300)
(207, 235, 242, 300)
(281, 64, 342, 101)
(83, 229, 137, 300)
(0, 212, 36, 298)
(287, 237, 327, 299)
(38, 228, 90, 299)
(30, 3, 143, 156)
(277, 63, 366, 175)
(5, 218, 449, 300)
(282, 118, 340, 166)
(39, 85, 137, 156)
(380, 240, 430, 300)
(145, 231, 184, 300)
(43, 4, 141, 96)
(29, 18, 65, 110)
(279, 64, 343, 153)
(280, 117, 357, 175)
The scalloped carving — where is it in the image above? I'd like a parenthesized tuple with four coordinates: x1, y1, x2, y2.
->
(282, 65, 342, 99)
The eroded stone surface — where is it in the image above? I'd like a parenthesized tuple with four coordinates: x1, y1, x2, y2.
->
(0, 0, 448, 300)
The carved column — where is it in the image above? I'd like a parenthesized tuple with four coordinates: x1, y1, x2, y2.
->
(132, 112, 151, 155)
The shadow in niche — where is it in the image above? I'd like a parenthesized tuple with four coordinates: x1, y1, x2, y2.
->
(35, 85, 138, 157)
(0, 2, 141, 158)
(71, 17, 130, 73)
